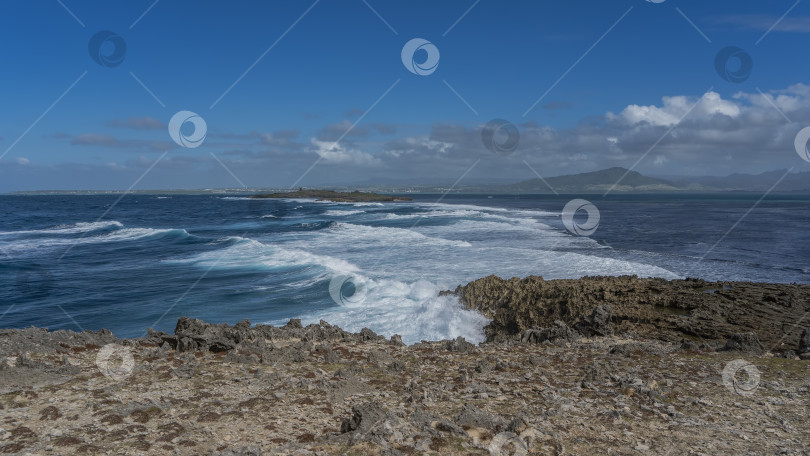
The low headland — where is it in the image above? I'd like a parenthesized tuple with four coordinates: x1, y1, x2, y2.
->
(250, 189, 412, 203)
(1, 275, 808, 455)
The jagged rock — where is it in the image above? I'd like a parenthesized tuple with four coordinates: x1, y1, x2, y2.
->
(453, 404, 506, 432)
(359, 327, 380, 341)
(718, 332, 765, 355)
(436, 420, 467, 436)
(447, 275, 810, 347)
(177, 336, 198, 353)
(389, 334, 404, 346)
(518, 321, 576, 344)
(224, 353, 258, 365)
(367, 350, 394, 365)
(506, 414, 530, 434)
(443, 336, 475, 352)
(284, 319, 303, 329)
(574, 305, 613, 336)
(340, 401, 386, 433)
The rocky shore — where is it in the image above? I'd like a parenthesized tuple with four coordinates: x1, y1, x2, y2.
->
(1, 275, 809, 455)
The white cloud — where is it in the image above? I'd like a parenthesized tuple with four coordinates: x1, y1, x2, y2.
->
(615, 91, 740, 127)
(309, 139, 380, 166)
(15, 157, 30, 165)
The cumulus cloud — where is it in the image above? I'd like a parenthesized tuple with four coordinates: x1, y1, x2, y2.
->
(310, 139, 380, 166)
(369, 84, 810, 177)
(613, 91, 741, 127)
(34, 83, 810, 189)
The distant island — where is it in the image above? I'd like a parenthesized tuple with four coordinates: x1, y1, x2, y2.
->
(249, 189, 412, 202)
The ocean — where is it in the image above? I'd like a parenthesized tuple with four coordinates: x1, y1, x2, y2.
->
(1, 193, 808, 344)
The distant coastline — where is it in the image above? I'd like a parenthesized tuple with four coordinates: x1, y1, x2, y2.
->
(6, 166, 810, 195)
(249, 189, 412, 203)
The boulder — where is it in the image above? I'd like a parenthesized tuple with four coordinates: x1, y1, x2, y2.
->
(718, 332, 765, 355)
(574, 305, 613, 337)
(340, 401, 386, 434)
(518, 321, 576, 344)
(453, 404, 506, 432)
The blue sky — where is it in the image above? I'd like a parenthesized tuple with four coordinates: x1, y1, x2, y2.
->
(1, 0, 809, 191)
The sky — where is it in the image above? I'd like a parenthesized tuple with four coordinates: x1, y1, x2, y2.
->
(1, 0, 809, 191)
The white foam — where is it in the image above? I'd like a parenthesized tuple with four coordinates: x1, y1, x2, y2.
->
(271, 277, 491, 345)
(328, 222, 472, 248)
(0, 221, 123, 236)
(165, 238, 361, 274)
(350, 202, 385, 207)
(0, 227, 190, 252)
(324, 210, 365, 217)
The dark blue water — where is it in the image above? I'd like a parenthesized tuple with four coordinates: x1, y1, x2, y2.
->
(1, 193, 808, 343)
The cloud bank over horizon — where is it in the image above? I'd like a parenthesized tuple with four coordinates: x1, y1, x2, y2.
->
(3, 83, 808, 191)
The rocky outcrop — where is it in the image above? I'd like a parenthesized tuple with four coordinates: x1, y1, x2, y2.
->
(718, 332, 765, 355)
(445, 275, 810, 348)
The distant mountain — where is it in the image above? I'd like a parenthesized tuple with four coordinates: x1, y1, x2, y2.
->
(503, 167, 682, 193)
(495, 167, 810, 194)
(670, 169, 810, 192)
